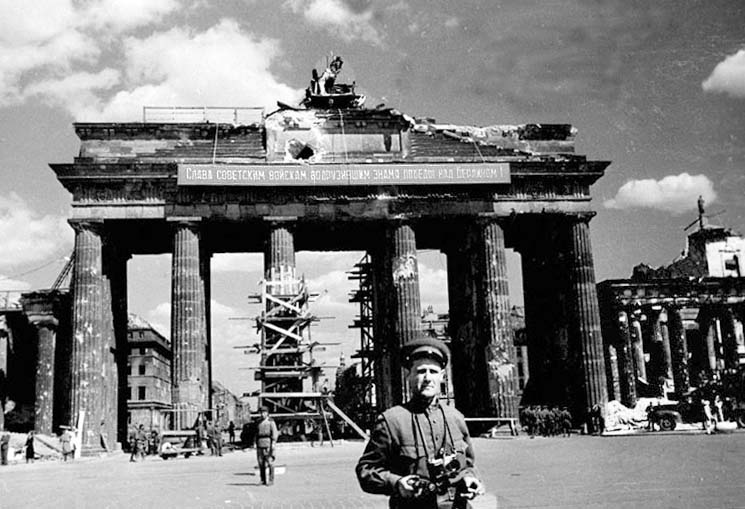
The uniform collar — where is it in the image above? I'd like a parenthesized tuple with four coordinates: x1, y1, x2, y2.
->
(406, 396, 441, 414)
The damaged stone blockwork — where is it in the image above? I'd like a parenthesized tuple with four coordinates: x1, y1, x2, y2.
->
(599, 218, 745, 408)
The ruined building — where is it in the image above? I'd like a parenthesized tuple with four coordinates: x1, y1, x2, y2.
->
(2, 59, 612, 450)
(598, 208, 745, 408)
(127, 314, 172, 431)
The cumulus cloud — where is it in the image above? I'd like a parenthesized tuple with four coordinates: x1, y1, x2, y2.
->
(284, 0, 382, 45)
(702, 49, 745, 98)
(603, 173, 717, 214)
(0, 0, 180, 106)
(84, 0, 179, 32)
(0, 193, 73, 269)
(0, 2, 300, 121)
(79, 20, 302, 120)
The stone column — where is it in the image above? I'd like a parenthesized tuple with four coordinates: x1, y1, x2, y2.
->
(659, 311, 673, 379)
(371, 244, 399, 410)
(733, 307, 745, 367)
(171, 220, 209, 429)
(615, 311, 637, 407)
(69, 221, 105, 449)
(667, 307, 689, 395)
(388, 222, 422, 345)
(21, 291, 61, 434)
(448, 219, 518, 417)
(388, 221, 422, 402)
(263, 223, 302, 401)
(706, 315, 719, 373)
(103, 246, 129, 448)
(630, 316, 647, 382)
(647, 309, 671, 384)
(478, 220, 518, 418)
(265, 224, 297, 295)
(202, 249, 212, 412)
(722, 308, 742, 370)
(605, 343, 621, 403)
(566, 216, 608, 416)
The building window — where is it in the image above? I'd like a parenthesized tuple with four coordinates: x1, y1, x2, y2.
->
(127, 386, 132, 400)
(138, 364, 146, 375)
(140, 347, 145, 355)
(138, 387, 146, 400)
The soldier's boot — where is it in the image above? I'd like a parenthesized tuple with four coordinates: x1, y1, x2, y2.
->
(259, 463, 267, 485)
(268, 464, 274, 485)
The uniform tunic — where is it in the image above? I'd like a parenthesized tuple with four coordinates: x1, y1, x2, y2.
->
(356, 399, 478, 509)
(255, 417, 279, 485)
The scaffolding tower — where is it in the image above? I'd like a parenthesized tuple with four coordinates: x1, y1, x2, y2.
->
(248, 278, 334, 439)
(347, 254, 376, 408)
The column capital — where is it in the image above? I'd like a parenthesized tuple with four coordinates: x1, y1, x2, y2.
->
(20, 291, 62, 329)
(68, 218, 104, 233)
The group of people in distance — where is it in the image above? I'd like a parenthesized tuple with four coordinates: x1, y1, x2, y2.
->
(520, 406, 574, 437)
(128, 424, 159, 461)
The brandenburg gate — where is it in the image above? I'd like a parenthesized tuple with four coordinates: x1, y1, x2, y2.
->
(48, 91, 611, 450)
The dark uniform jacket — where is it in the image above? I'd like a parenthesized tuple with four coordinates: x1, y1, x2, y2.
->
(356, 399, 478, 508)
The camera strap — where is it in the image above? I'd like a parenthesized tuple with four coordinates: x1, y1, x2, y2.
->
(411, 405, 455, 461)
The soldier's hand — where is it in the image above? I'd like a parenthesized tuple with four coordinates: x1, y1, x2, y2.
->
(395, 475, 418, 499)
(461, 475, 485, 499)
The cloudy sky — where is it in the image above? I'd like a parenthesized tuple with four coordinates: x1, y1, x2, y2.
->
(1, 0, 744, 396)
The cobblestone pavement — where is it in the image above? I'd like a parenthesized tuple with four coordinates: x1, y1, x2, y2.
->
(0, 433, 744, 508)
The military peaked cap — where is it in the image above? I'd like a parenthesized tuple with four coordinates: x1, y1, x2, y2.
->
(259, 405, 269, 413)
(402, 336, 450, 368)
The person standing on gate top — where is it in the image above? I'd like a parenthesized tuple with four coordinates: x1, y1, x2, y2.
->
(356, 335, 485, 509)
(255, 406, 278, 486)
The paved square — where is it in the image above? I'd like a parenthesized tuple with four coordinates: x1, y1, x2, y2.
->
(1, 434, 743, 508)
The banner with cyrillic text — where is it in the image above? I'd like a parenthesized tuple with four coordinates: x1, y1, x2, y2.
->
(177, 163, 510, 186)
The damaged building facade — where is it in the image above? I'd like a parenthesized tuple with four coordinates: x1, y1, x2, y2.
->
(598, 216, 745, 409)
(3, 65, 613, 450)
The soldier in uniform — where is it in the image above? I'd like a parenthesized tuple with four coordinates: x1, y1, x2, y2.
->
(356, 336, 485, 508)
(255, 406, 278, 486)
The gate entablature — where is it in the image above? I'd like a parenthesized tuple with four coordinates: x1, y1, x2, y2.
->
(51, 113, 609, 225)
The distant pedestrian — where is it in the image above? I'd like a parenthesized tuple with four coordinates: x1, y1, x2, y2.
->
(702, 399, 715, 434)
(149, 429, 161, 455)
(714, 395, 724, 422)
(240, 422, 252, 450)
(195, 417, 206, 455)
(60, 427, 74, 461)
(130, 424, 147, 461)
(227, 421, 236, 444)
(255, 406, 278, 486)
(206, 421, 217, 455)
(0, 428, 10, 465)
(646, 403, 656, 431)
(25, 431, 35, 463)
(561, 407, 573, 437)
